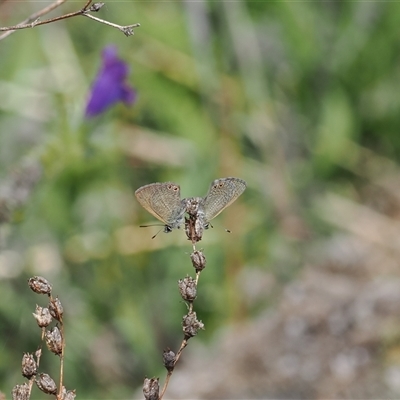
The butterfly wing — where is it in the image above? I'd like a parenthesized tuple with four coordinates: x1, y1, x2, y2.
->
(203, 177, 246, 222)
(135, 182, 184, 229)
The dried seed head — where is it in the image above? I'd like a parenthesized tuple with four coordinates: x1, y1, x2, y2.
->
(162, 348, 176, 372)
(59, 386, 77, 400)
(184, 198, 205, 243)
(36, 373, 57, 395)
(185, 214, 204, 244)
(182, 311, 204, 339)
(143, 377, 159, 400)
(45, 326, 63, 356)
(89, 2, 104, 12)
(12, 383, 30, 400)
(21, 353, 37, 379)
(28, 276, 52, 295)
(32, 305, 52, 328)
(178, 276, 197, 302)
(190, 250, 206, 272)
(49, 296, 63, 322)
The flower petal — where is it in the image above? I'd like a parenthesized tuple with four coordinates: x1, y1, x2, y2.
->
(85, 46, 135, 118)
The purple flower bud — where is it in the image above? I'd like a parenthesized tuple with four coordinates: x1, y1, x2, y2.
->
(85, 45, 136, 118)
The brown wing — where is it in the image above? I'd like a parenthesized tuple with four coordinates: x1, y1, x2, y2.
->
(135, 182, 184, 228)
(203, 177, 246, 222)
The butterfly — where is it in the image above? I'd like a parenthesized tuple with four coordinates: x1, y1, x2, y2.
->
(135, 177, 246, 233)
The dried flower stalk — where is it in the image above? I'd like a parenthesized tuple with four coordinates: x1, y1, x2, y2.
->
(0, 0, 140, 41)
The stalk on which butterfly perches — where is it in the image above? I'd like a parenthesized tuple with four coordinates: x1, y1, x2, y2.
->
(137, 177, 246, 400)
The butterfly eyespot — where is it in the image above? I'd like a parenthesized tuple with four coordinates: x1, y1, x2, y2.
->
(167, 184, 178, 191)
(218, 182, 224, 187)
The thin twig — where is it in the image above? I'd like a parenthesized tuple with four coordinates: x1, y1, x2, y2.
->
(82, 13, 140, 36)
(0, 0, 140, 40)
(26, 346, 43, 399)
(158, 238, 203, 399)
(195, 270, 200, 285)
(159, 339, 188, 400)
(159, 372, 172, 400)
(58, 323, 65, 399)
(0, 0, 69, 40)
(173, 338, 189, 364)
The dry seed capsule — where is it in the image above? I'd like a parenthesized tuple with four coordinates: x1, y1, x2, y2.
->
(36, 373, 57, 395)
(162, 348, 175, 372)
(49, 296, 63, 322)
(178, 276, 197, 302)
(12, 383, 30, 400)
(28, 276, 52, 295)
(45, 327, 63, 356)
(21, 353, 37, 379)
(190, 250, 206, 272)
(143, 377, 159, 400)
(60, 387, 77, 400)
(182, 311, 204, 339)
(32, 305, 52, 328)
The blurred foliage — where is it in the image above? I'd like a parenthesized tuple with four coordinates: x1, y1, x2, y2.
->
(1, 0, 400, 398)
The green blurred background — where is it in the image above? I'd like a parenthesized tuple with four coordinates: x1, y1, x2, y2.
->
(2, 0, 400, 398)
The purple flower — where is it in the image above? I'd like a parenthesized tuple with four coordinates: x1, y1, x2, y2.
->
(85, 46, 136, 118)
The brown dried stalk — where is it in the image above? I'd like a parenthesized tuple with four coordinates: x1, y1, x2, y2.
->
(0, 0, 140, 41)
(138, 178, 246, 400)
(144, 211, 207, 400)
(12, 276, 74, 400)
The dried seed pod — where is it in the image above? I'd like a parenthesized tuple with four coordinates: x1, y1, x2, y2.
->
(59, 386, 77, 400)
(184, 213, 204, 243)
(21, 353, 37, 379)
(32, 305, 52, 328)
(190, 250, 206, 272)
(89, 2, 104, 12)
(36, 373, 57, 395)
(182, 311, 204, 339)
(45, 326, 63, 356)
(28, 276, 52, 295)
(162, 348, 176, 372)
(143, 377, 159, 400)
(49, 296, 63, 322)
(11, 383, 30, 400)
(178, 276, 197, 302)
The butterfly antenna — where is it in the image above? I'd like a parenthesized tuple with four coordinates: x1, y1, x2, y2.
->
(139, 224, 164, 239)
(151, 228, 163, 239)
(139, 223, 164, 228)
(225, 228, 232, 233)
